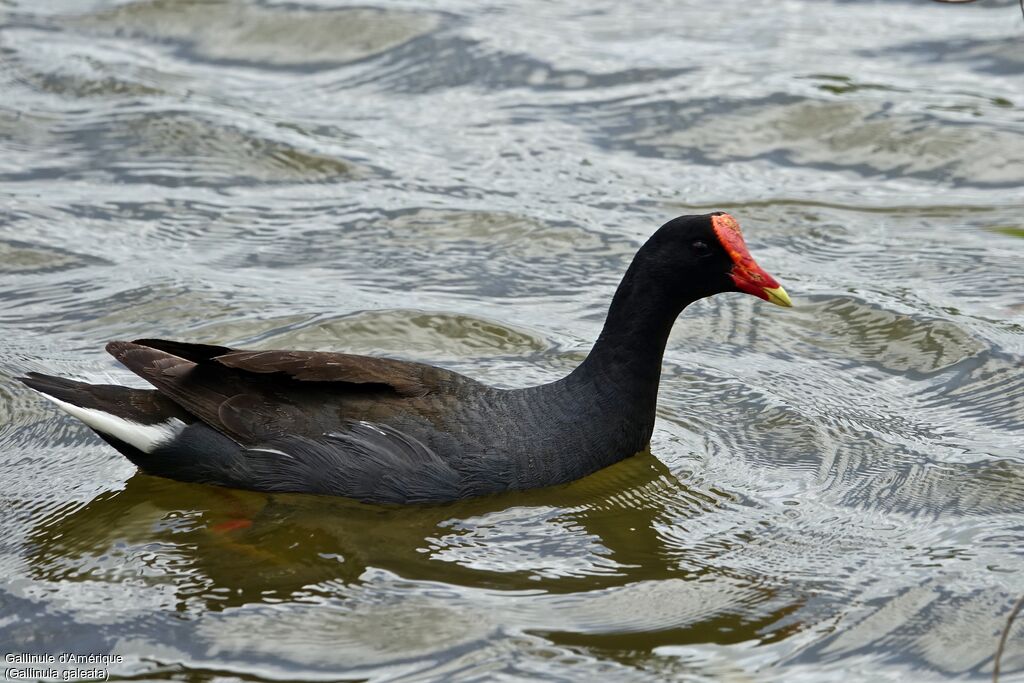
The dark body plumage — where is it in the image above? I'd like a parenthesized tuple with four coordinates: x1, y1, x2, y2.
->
(19, 214, 790, 504)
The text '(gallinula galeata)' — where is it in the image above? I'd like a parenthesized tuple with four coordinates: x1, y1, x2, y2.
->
(19, 213, 791, 504)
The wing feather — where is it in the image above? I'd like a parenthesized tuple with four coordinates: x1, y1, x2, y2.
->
(241, 422, 464, 503)
(127, 338, 460, 397)
(213, 349, 436, 396)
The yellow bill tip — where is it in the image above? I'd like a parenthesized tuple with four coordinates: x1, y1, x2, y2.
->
(764, 285, 792, 308)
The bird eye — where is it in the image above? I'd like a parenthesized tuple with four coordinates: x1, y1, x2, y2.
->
(691, 240, 713, 258)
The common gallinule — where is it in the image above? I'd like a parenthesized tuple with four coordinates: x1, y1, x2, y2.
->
(19, 213, 790, 504)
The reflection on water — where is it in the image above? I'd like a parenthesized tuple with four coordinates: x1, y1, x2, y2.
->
(28, 454, 704, 602)
(0, 0, 1022, 680)
(22, 456, 803, 677)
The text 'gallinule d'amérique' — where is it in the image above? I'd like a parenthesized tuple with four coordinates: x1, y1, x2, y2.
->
(19, 213, 791, 504)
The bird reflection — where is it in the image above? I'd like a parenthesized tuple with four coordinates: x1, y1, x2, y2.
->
(25, 452, 799, 647)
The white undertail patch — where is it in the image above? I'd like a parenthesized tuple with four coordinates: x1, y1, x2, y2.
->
(37, 393, 186, 454)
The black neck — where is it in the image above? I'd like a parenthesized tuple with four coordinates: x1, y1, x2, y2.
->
(568, 255, 693, 415)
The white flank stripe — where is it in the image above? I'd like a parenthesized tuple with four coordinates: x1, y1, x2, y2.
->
(37, 393, 186, 454)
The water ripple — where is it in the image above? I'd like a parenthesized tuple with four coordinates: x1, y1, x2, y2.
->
(1, 0, 1022, 680)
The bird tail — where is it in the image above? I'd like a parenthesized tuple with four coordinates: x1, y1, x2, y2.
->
(17, 372, 191, 462)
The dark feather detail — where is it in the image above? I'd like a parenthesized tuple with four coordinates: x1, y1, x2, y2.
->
(238, 422, 464, 504)
(216, 393, 312, 442)
(17, 372, 190, 425)
(16, 372, 193, 470)
(130, 338, 235, 363)
(123, 338, 455, 397)
(105, 341, 244, 441)
(214, 350, 439, 397)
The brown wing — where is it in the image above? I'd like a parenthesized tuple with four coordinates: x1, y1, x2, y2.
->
(214, 350, 436, 397)
(129, 338, 465, 397)
(105, 339, 473, 446)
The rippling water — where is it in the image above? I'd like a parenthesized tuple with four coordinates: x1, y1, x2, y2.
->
(1, 0, 1022, 680)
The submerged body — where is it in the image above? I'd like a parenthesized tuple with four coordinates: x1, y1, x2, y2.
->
(20, 213, 790, 504)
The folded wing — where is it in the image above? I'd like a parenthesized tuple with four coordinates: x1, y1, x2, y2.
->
(96, 339, 475, 502)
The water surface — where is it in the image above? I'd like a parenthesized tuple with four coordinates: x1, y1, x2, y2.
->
(1, 0, 1022, 680)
